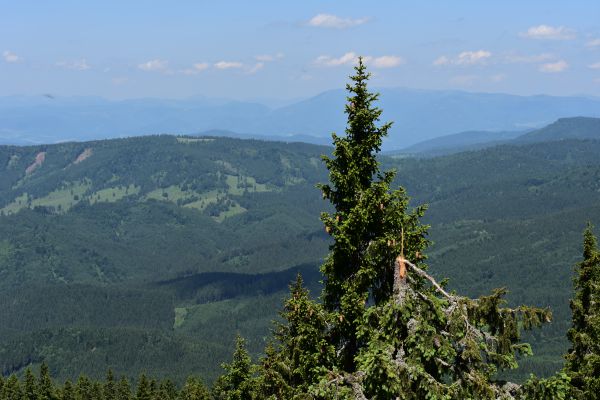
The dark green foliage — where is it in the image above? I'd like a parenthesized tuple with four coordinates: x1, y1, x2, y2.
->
(178, 377, 210, 400)
(135, 375, 151, 400)
(564, 225, 600, 398)
(212, 336, 254, 400)
(252, 58, 553, 399)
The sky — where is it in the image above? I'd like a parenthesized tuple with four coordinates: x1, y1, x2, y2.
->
(1, 1, 600, 101)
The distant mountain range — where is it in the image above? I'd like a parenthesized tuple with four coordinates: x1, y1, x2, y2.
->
(398, 117, 600, 156)
(1, 89, 600, 149)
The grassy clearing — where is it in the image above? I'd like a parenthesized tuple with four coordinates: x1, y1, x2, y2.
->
(89, 184, 141, 204)
(1, 180, 92, 214)
(225, 174, 270, 195)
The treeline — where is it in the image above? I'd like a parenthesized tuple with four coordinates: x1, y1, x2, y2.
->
(0, 365, 213, 400)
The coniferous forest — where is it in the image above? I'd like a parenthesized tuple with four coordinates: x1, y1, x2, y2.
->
(1, 58, 600, 399)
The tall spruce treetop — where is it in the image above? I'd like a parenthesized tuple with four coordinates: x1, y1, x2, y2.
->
(565, 224, 600, 398)
(310, 58, 552, 399)
(319, 57, 429, 373)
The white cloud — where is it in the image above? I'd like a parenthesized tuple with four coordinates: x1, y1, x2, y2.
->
(255, 53, 284, 62)
(491, 73, 506, 82)
(214, 61, 243, 69)
(3, 50, 21, 63)
(246, 62, 265, 74)
(316, 52, 405, 68)
(503, 52, 554, 64)
(181, 62, 210, 75)
(521, 25, 576, 40)
(308, 13, 369, 29)
(315, 52, 358, 67)
(369, 55, 404, 68)
(539, 59, 568, 73)
(56, 59, 91, 70)
(587, 38, 600, 48)
(589, 62, 600, 70)
(433, 50, 492, 66)
(138, 59, 168, 71)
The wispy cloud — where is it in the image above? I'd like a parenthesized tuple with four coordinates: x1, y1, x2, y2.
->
(246, 62, 265, 74)
(181, 63, 210, 75)
(307, 13, 369, 29)
(520, 25, 576, 40)
(368, 55, 404, 68)
(2, 50, 21, 63)
(138, 59, 168, 72)
(315, 52, 404, 68)
(587, 38, 600, 48)
(56, 59, 91, 70)
(503, 52, 555, 64)
(491, 73, 506, 82)
(539, 60, 568, 73)
(433, 50, 492, 66)
(315, 52, 358, 67)
(255, 53, 284, 62)
(214, 61, 243, 70)
(589, 62, 600, 70)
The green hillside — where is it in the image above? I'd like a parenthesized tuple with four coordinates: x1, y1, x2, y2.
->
(1, 133, 600, 383)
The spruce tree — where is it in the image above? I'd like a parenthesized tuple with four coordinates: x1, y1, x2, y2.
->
(213, 335, 254, 400)
(2, 375, 23, 400)
(115, 377, 132, 400)
(23, 368, 38, 400)
(564, 224, 600, 398)
(103, 370, 116, 400)
(135, 375, 152, 400)
(61, 380, 75, 400)
(38, 363, 56, 400)
(178, 377, 210, 400)
(256, 57, 552, 399)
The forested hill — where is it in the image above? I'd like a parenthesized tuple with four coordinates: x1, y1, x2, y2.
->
(1, 134, 600, 383)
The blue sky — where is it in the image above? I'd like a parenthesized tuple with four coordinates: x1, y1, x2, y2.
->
(1, 1, 600, 101)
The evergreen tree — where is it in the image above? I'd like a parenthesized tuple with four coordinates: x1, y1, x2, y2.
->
(103, 370, 115, 400)
(564, 224, 600, 398)
(213, 335, 254, 400)
(75, 375, 92, 400)
(61, 380, 75, 400)
(23, 368, 38, 400)
(90, 382, 104, 400)
(256, 275, 333, 398)
(2, 375, 23, 400)
(135, 375, 152, 400)
(115, 377, 132, 400)
(38, 363, 56, 400)
(255, 57, 552, 399)
(157, 379, 177, 400)
(178, 377, 210, 400)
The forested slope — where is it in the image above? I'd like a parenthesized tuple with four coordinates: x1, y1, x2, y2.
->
(1, 132, 599, 383)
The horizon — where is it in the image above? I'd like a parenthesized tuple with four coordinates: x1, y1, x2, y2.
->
(2, 1, 600, 100)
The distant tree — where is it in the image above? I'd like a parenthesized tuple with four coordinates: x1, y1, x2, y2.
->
(38, 362, 56, 400)
(135, 375, 152, 400)
(23, 368, 38, 400)
(61, 380, 75, 400)
(178, 377, 210, 400)
(564, 224, 600, 398)
(103, 370, 116, 400)
(213, 335, 254, 400)
(115, 377, 132, 400)
(75, 375, 93, 400)
(2, 375, 23, 400)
